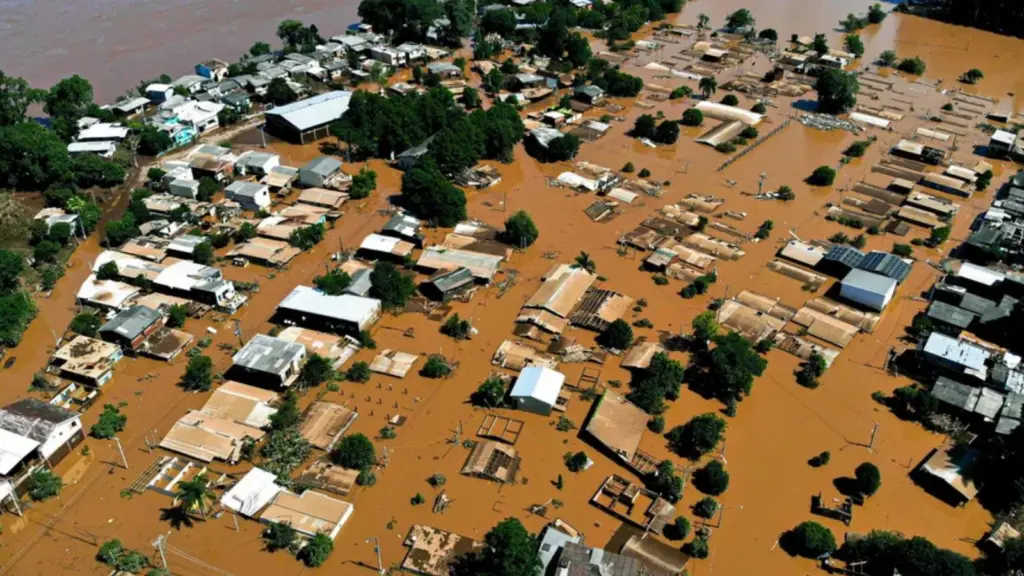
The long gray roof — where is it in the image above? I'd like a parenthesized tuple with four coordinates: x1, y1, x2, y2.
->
(100, 305, 164, 340)
(233, 334, 304, 374)
(0, 398, 78, 443)
(264, 91, 352, 131)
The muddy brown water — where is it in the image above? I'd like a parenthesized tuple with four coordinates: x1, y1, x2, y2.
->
(2, 2, 1023, 575)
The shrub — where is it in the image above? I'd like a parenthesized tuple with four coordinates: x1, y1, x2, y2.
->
(167, 303, 189, 328)
(681, 108, 704, 126)
(892, 243, 913, 257)
(91, 404, 127, 438)
(646, 460, 683, 503)
(666, 413, 726, 458)
(796, 352, 828, 388)
(960, 68, 984, 84)
(555, 415, 576, 432)
(333, 433, 377, 470)
(638, 168, 651, 178)
(721, 94, 739, 106)
(564, 451, 588, 472)
(299, 533, 334, 567)
(694, 460, 729, 495)
(356, 469, 376, 486)
(411, 492, 426, 505)
(897, 57, 926, 75)
(473, 377, 506, 407)
(420, 355, 451, 378)
(669, 86, 692, 99)
(428, 473, 446, 487)
(665, 516, 690, 540)
(879, 50, 898, 67)
(622, 162, 635, 173)
(694, 496, 718, 518)
(380, 426, 397, 439)
(28, 469, 63, 501)
(740, 126, 758, 139)
(808, 166, 837, 186)
(33, 240, 60, 264)
(346, 361, 371, 382)
(941, 102, 954, 111)
(70, 312, 102, 337)
(181, 354, 213, 391)
(648, 415, 665, 433)
(855, 462, 881, 496)
(714, 141, 737, 154)
(777, 185, 794, 201)
(783, 521, 837, 558)
(264, 521, 297, 552)
(598, 319, 633, 350)
(809, 451, 831, 467)
(844, 140, 870, 157)
(684, 537, 709, 559)
(503, 210, 539, 248)
(752, 102, 767, 114)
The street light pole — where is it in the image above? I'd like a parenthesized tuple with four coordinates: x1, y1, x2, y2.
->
(366, 537, 384, 575)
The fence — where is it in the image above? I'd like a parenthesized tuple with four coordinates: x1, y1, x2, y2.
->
(716, 118, 792, 172)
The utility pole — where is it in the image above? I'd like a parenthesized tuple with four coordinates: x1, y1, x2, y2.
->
(367, 537, 384, 575)
(758, 171, 767, 195)
(868, 423, 879, 451)
(152, 532, 169, 570)
(113, 436, 128, 469)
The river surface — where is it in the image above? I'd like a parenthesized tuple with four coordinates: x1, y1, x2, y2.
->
(3, 0, 1024, 104)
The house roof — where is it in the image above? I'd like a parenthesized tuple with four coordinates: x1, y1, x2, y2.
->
(841, 269, 897, 296)
(0, 399, 78, 445)
(159, 410, 266, 462)
(298, 187, 348, 208)
(538, 526, 582, 573)
(99, 305, 164, 341)
(52, 335, 122, 381)
(417, 246, 502, 280)
(927, 301, 977, 329)
(461, 440, 519, 483)
(778, 240, 827, 267)
(201, 381, 279, 429)
(76, 274, 140, 309)
(524, 264, 596, 318)
(584, 391, 648, 461)
(425, 267, 475, 293)
(236, 151, 279, 169)
(299, 402, 358, 451)
(278, 286, 381, 326)
(225, 181, 269, 199)
(260, 489, 353, 537)
(221, 467, 282, 517)
(823, 245, 866, 267)
(921, 445, 981, 501)
(923, 332, 990, 373)
(510, 366, 565, 406)
(77, 122, 129, 141)
(858, 251, 912, 283)
(360, 233, 415, 257)
(301, 156, 343, 176)
(265, 91, 352, 131)
(0, 428, 41, 475)
(233, 334, 305, 375)
(382, 213, 422, 238)
(401, 525, 484, 576)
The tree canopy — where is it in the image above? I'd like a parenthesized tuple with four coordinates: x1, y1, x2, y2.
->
(503, 211, 539, 248)
(840, 531, 975, 576)
(783, 521, 837, 558)
(45, 75, 94, 141)
(333, 433, 377, 470)
(725, 8, 755, 29)
(0, 70, 45, 127)
(370, 261, 417, 310)
(816, 69, 859, 114)
(313, 268, 353, 295)
(401, 157, 467, 226)
(453, 518, 541, 576)
(627, 352, 685, 414)
(598, 319, 634, 350)
(182, 354, 213, 392)
(702, 332, 767, 402)
(666, 413, 726, 458)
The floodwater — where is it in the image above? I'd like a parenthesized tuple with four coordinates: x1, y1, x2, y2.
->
(2, 2, 1024, 576)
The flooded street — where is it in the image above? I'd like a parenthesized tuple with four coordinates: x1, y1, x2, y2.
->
(1, 0, 1023, 574)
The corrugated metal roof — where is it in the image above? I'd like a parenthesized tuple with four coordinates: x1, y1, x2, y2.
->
(264, 91, 352, 131)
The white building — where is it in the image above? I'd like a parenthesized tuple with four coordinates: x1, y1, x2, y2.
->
(232, 334, 307, 387)
(0, 399, 84, 488)
(221, 467, 282, 517)
(839, 269, 897, 311)
(225, 181, 271, 211)
(509, 366, 566, 416)
(276, 286, 381, 335)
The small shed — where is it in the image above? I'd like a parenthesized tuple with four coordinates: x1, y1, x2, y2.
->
(299, 157, 343, 188)
(509, 366, 566, 416)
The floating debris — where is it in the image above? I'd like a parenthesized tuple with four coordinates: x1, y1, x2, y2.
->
(798, 113, 861, 133)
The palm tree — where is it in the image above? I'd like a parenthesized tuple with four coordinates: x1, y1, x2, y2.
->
(174, 474, 215, 519)
(698, 13, 710, 30)
(572, 251, 596, 273)
(699, 77, 718, 100)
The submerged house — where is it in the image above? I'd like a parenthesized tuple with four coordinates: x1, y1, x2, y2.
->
(264, 91, 352, 144)
(231, 334, 307, 388)
(276, 286, 382, 335)
(0, 399, 84, 492)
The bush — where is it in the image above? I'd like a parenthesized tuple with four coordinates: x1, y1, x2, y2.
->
(666, 413, 726, 458)
(809, 166, 837, 186)
(370, 262, 416, 310)
(898, 57, 926, 75)
(879, 50, 898, 67)
(752, 102, 767, 114)
(33, 240, 60, 264)
(960, 68, 984, 84)
(631, 115, 656, 140)
(299, 533, 334, 567)
(167, 303, 189, 328)
(91, 404, 127, 438)
(681, 108, 704, 126)
(349, 167, 377, 199)
(648, 415, 665, 433)
(472, 377, 506, 408)
(411, 492, 425, 505)
(665, 516, 690, 540)
(855, 462, 881, 496)
(28, 469, 63, 501)
(777, 185, 795, 201)
(683, 537, 709, 559)
(428, 473, 446, 487)
(782, 521, 837, 558)
(346, 361, 371, 382)
(809, 451, 831, 467)
(694, 460, 729, 495)
(357, 469, 376, 486)
(598, 319, 633, 350)
(420, 355, 451, 378)
(639, 168, 651, 178)
(264, 521, 297, 552)
(503, 210, 539, 248)
(694, 496, 718, 518)
(333, 433, 376, 470)
(721, 94, 739, 106)
(740, 126, 758, 139)
(622, 162, 635, 173)
(564, 451, 589, 472)
(714, 141, 736, 154)
(181, 354, 213, 392)
(796, 352, 828, 388)
(927, 225, 951, 247)
(646, 460, 683, 503)
(70, 312, 102, 337)
(440, 313, 471, 340)
(669, 86, 692, 99)
(844, 140, 870, 157)
(892, 243, 913, 257)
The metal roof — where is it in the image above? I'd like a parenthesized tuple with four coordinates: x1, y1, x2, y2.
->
(922, 332, 990, 373)
(99, 305, 164, 340)
(823, 245, 866, 267)
(233, 334, 305, 374)
(840, 269, 897, 296)
(225, 181, 268, 199)
(301, 156, 342, 176)
(278, 285, 381, 325)
(857, 251, 912, 283)
(426, 267, 475, 293)
(927, 301, 976, 329)
(264, 91, 352, 131)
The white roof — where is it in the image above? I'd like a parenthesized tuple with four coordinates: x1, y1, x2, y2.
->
(68, 141, 117, 154)
(176, 100, 225, 123)
(147, 83, 171, 93)
(360, 233, 404, 254)
(956, 262, 1005, 287)
(849, 112, 891, 129)
(0, 428, 40, 475)
(557, 172, 598, 191)
(155, 260, 219, 291)
(265, 91, 352, 131)
(220, 467, 282, 517)
(923, 332, 990, 374)
(77, 123, 129, 141)
(510, 366, 565, 407)
(76, 274, 141, 309)
(694, 101, 763, 126)
(278, 286, 381, 325)
(993, 130, 1016, 145)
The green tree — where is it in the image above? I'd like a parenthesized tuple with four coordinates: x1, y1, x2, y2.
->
(879, 50, 898, 67)
(175, 473, 215, 518)
(481, 8, 517, 36)
(420, 354, 451, 378)
(599, 319, 633, 350)
(960, 68, 984, 84)
(45, 75, 94, 141)
(91, 404, 127, 438)
(855, 462, 882, 496)
(815, 69, 859, 114)
(299, 532, 334, 567)
(694, 459, 729, 495)
(654, 120, 680, 144)
(472, 103, 524, 162)
(782, 521, 837, 558)
(299, 353, 334, 389)
(842, 531, 975, 576)
(196, 177, 219, 202)
(692, 311, 719, 346)
(725, 8, 755, 29)
(234, 222, 257, 242)
(684, 537, 709, 559)
(682, 108, 704, 126)
(812, 33, 829, 56)
(314, 268, 352, 295)
(193, 241, 213, 265)
(809, 165, 837, 186)
(137, 125, 173, 155)
(484, 68, 505, 94)
(503, 211, 539, 248)
(441, 313, 471, 340)
(0, 122, 73, 190)
(666, 412, 726, 458)
(694, 496, 718, 518)
(697, 13, 710, 30)
(266, 77, 297, 106)
(898, 56, 927, 75)
(845, 34, 865, 58)
(670, 86, 692, 100)
(699, 76, 717, 99)
(249, 41, 272, 56)
(70, 312, 102, 337)
(105, 214, 139, 247)
(333, 433, 377, 470)
(566, 33, 593, 68)
(572, 251, 596, 273)
(28, 468, 63, 501)
(0, 71, 44, 127)
(72, 154, 125, 188)
(401, 157, 466, 226)
(704, 332, 767, 402)
(626, 352, 685, 414)
(796, 351, 828, 388)
(429, 116, 484, 177)
(462, 86, 481, 109)
(758, 28, 778, 42)
(631, 114, 657, 140)
(721, 94, 739, 106)
(369, 261, 416, 310)
(265, 521, 297, 551)
(269, 389, 301, 431)
(646, 459, 683, 502)
(868, 3, 886, 24)
(473, 377, 506, 407)
(288, 223, 325, 250)
(665, 516, 690, 541)
(166, 304, 188, 328)
(182, 354, 213, 391)
(346, 361, 371, 382)
(453, 518, 541, 576)
(0, 290, 38, 346)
